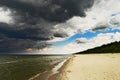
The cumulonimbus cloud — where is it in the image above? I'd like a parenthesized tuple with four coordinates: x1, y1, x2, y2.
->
(0, 0, 94, 53)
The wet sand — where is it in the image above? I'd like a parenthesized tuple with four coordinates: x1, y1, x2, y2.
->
(48, 53, 120, 80)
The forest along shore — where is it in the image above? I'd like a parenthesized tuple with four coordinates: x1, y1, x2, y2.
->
(48, 53, 120, 80)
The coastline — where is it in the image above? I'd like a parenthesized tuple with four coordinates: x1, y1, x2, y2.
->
(29, 56, 71, 80)
(48, 55, 75, 80)
(48, 53, 120, 80)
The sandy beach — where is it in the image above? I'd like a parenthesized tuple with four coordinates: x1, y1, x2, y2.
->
(48, 53, 120, 80)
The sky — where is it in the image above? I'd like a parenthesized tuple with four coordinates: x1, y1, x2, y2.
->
(0, 0, 120, 54)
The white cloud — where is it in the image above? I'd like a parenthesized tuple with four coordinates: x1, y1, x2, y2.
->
(41, 43, 81, 54)
(113, 32, 120, 42)
(39, 0, 120, 54)
(0, 7, 13, 23)
(55, 0, 120, 36)
(46, 37, 65, 43)
(74, 32, 120, 52)
(90, 33, 114, 44)
(42, 32, 120, 54)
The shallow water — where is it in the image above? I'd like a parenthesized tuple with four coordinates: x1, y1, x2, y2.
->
(0, 55, 68, 80)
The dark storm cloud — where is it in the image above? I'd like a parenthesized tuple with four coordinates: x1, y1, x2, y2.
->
(0, 22, 52, 53)
(0, 29, 50, 53)
(0, 22, 54, 40)
(0, 38, 35, 53)
(54, 32, 68, 38)
(0, 0, 95, 38)
(0, 0, 94, 22)
(0, 0, 95, 53)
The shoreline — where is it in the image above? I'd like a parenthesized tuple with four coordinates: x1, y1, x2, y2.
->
(48, 53, 120, 80)
(48, 55, 75, 80)
(29, 56, 71, 80)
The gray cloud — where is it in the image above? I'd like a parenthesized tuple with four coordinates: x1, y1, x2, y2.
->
(0, 22, 53, 53)
(0, 30, 51, 53)
(0, 0, 94, 22)
(0, 0, 94, 53)
(75, 39, 85, 44)
(0, 22, 54, 40)
(92, 26, 107, 31)
(0, 38, 35, 53)
(92, 23, 109, 31)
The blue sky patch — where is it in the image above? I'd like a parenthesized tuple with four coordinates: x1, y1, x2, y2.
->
(53, 28, 120, 46)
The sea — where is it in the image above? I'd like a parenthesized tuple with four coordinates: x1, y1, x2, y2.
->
(0, 55, 69, 80)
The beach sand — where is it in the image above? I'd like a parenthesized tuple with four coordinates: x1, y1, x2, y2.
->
(48, 53, 120, 80)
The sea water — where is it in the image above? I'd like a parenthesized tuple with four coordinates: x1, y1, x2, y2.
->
(0, 55, 69, 80)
